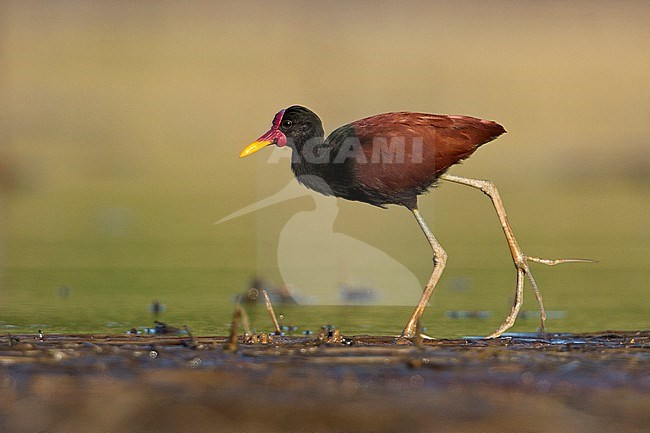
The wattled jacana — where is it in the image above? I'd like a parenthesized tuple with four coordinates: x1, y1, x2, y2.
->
(240, 106, 589, 338)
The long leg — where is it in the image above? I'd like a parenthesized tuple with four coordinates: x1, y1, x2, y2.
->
(440, 174, 593, 338)
(441, 174, 539, 337)
(401, 208, 447, 338)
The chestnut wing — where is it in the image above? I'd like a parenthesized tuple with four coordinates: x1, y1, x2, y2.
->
(347, 112, 505, 206)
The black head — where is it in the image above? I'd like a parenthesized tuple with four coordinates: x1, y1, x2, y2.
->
(279, 106, 324, 149)
(240, 105, 324, 158)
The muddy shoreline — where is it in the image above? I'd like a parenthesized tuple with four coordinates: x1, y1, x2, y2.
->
(1, 331, 649, 433)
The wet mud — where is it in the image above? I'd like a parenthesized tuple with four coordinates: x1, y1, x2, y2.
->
(1, 331, 648, 433)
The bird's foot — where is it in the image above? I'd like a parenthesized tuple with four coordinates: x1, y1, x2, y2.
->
(397, 318, 435, 345)
(527, 256, 598, 266)
(486, 254, 597, 339)
(393, 333, 434, 346)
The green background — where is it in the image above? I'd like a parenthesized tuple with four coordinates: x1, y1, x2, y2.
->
(0, 1, 647, 336)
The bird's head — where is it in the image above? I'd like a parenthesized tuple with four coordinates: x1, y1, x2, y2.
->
(240, 105, 324, 158)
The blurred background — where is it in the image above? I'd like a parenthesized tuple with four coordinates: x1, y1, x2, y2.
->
(0, 1, 647, 336)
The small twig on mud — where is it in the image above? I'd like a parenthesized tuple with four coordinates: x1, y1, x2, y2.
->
(225, 305, 242, 352)
(262, 289, 282, 335)
(240, 305, 252, 335)
(183, 325, 200, 349)
(224, 303, 252, 352)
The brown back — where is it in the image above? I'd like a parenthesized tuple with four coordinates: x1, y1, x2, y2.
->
(350, 112, 505, 204)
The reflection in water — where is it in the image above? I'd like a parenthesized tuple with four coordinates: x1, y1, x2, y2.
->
(218, 178, 423, 306)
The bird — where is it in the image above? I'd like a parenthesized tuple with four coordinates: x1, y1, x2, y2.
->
(239, 105, 591, 338)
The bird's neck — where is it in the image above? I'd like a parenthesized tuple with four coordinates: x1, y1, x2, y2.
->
(290, 134, 339, 196)
(290, 133, 327, 164)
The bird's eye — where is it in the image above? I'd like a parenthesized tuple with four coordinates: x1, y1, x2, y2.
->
(282, 120, 293, 129)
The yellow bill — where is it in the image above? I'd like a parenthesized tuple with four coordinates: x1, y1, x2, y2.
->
(240, 109, 288, 158)
(240, 140, 273, 158)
